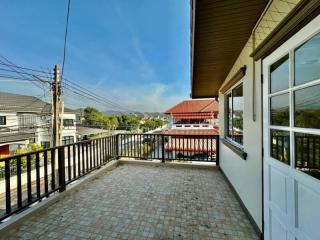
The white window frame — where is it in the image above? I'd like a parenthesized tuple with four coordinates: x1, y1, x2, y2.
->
(63, 119, 74, 127)
(62, 136, 74, 145)
(267, 29, 320, 173)
(224, 81, 244, 149)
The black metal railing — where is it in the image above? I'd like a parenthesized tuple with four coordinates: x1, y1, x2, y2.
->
(0, 135, 118, 221)
(295, 134, 320, 180)
(118, 134, 219, 163)
(271, 134, 320, 180)
(0, 133, 219, 221)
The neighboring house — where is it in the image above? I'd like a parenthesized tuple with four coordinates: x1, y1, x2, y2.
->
(0, 92, 77, 156)
(163, 99, 219, 159)
(61, 110, 77, 145)
(190, 0, 320, 239)
(74, 108, 85, 125)
(164, 99, 219, 131)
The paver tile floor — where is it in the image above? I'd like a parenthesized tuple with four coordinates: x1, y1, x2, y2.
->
(1, 163, 259, 240)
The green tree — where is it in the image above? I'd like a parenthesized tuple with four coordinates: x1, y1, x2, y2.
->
(84, 107, 103, 126)
(116, 114, 140, 130)
(142, 118, 167, 132)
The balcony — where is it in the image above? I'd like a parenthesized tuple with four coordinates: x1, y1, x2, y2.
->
(0, 134, 259, 239)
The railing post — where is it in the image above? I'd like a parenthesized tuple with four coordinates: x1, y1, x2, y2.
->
(161, 135, 165, 163)
(5, 159, 11, 214)
(216, 135, 220, 167)
(116, 134, 119, 159)
(58, 147, 66, 192)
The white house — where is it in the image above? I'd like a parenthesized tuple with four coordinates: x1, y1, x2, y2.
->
(163, 99, 219, 160)
(0, 92, 77, 156)
(191, 0, 320, 239)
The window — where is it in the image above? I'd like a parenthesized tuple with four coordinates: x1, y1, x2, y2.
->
(294, 32, 320, 86)
(294, 85, 320, 129)
(268, 32, 320, 179)
(63, 119, 74, 127)
(0, 116, 6, 125)
(270, 54, 289, 93)
(62, 136, 74, 145)
(270, 93, 289, 126)
(41, 141, 50, 149)
(226, 83, 243, 146)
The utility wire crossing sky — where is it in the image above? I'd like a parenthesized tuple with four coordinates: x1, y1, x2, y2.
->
(0, 0, 190, 112)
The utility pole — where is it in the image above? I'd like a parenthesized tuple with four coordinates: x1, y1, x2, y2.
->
(52, 64, 62, 147)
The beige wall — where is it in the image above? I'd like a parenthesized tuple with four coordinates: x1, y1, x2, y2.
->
(217, 0, 301, 230)
(224, 0, 301, 82)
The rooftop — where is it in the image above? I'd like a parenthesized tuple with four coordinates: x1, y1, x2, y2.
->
(0, 92, 76, 114)
(0, 162, 258, 240)
(164, 99, 218, 115)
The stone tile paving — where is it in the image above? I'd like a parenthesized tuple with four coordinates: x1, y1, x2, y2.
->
(1, 164, 259, 240)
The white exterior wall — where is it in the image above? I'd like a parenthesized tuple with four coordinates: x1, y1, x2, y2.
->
(219, 57, 263, 230)
(36, 130, 52, 145)
(0, 111, 77, 148)
(61, 113, 77, 142)
(217, 0, 302, 230)
(0, 112, 18, 129)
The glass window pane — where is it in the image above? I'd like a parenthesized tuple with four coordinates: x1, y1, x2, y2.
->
(0, 116, 6, 125)
(270, 55, 289, 93)
(294, 85, 320, 129)
(226, 93, 232, 139)
(295, 33, 320, 86)
(295, 132, 320, 180)
(270, 130, 290, 165)
(270, 93, 289, 126)
(232, 84, 243, 145)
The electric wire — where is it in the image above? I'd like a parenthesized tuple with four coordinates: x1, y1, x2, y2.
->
(61, 0, 71, 81)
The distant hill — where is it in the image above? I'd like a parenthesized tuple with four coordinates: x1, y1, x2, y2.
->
(103, 111, 166, 118)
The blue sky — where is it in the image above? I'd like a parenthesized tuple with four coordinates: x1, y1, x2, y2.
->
(0, 0, 190, 112)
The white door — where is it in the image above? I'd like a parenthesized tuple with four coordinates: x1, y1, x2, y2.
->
(263, 15, 320, 240)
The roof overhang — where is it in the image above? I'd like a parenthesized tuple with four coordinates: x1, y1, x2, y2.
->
(191, 0, 269, 98)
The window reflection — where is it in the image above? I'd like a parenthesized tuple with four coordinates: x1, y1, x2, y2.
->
(226, 84, 243, 145)
(270, 55, 289, 93)
(270, 130, 290, 165)
(227, 93, 232, 139)
(294, 85, 320, 129)
(270, 93, 289, 126)
(295, 132, 320, 180)
(295, 33, 320, 86)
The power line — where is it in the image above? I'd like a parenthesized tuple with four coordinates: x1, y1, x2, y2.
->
(63, 85, 125, 111)
(61, 0, 71, 81)
(63, 84, 123, 111)
(0, 56, 141, 114)
(0, 74, 47, 82)
(0, 62, 51, 74)
(62, 76, 138, 112)
(0, 67, 50, 79)
(0, 56, 48, 91)
(64, 82, 126, 110)
(64, 86, 131, 113)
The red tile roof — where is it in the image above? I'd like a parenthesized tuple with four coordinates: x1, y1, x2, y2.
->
(169, 113, 214, 119)
(165, 99, 218, 114)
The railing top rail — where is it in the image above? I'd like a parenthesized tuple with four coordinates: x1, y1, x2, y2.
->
(0, 133, 220, 162)
(118, 133, 219, 137)
(0, 134, 117, 162)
